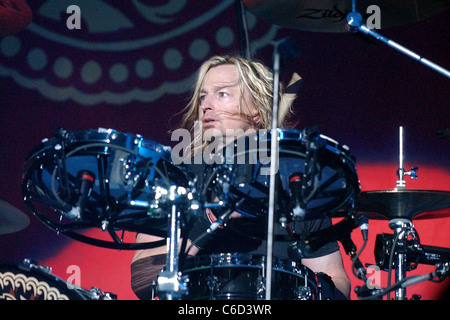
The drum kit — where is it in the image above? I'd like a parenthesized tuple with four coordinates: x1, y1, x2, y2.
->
(1, 0, 449, 300)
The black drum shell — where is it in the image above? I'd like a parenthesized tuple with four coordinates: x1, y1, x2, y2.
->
(181, 253, 320, 300)
(205, 129, 360, 220)
(20, 128, 190, 248)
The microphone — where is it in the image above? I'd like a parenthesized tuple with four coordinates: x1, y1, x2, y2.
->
(207, 208, 233, 233)
(358, 214, 369, 241)
(351, 215, 369, 281)
(289, 172, 305, 220)
(68, 170, 95, 220)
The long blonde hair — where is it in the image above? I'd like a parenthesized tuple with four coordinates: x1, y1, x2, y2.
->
(180, 55, 293, 156)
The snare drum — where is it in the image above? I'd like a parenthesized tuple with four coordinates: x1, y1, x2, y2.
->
(182, 253, 328, 300)
(204, 129, 360, 220)
(0, 260, 115, 300)
(21, 128, 189, 248)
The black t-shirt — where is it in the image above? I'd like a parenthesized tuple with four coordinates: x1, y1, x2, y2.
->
(181, 162, 340, 260)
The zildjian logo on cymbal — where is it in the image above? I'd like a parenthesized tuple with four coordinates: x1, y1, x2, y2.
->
(296, 4, 350, 22)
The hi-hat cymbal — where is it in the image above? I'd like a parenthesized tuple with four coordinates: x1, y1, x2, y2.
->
(0, 0, 32, 37)
(243, 0, 450, 32)
(358, 189, 450, 220)
(0, 200, 30, 235)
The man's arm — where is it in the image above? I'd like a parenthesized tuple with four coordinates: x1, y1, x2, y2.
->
(130, 234, 166, 299)
(301, 250, 351, 299)
(131, 233, 199, 299)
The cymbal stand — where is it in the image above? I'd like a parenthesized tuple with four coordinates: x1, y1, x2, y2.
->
(386, 126, 418, 299)
(236, 0, 251, 59)
(356, 127, 449, 299)
(156, 186, 189, 300)
(265, 38, 283, 301)
(265, 37, 300, 300)
(346, 1, 450, 79)
(395, 126, 418, 190)
(390, 126, 417, 299)
(388, 218, 415, 300)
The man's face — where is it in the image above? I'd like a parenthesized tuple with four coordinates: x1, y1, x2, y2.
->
(198, 64, 259, 139)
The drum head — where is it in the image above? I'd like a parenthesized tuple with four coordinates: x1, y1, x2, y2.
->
(21, 128, 190, 249)
(204, 129, 360, 220)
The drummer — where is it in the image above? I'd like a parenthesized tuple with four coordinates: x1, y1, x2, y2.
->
(131, 55, 351, 300)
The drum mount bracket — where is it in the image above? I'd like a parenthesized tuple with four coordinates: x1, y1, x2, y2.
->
(291, 127, 324, 220)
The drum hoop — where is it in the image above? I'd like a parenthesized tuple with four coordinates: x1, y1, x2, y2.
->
(228, 129, 356, 168)
(25, 128, 170, 163)
(231, 129, 350, 151)
(183, 253, 313, 278)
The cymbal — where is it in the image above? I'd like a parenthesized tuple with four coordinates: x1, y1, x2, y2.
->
(0, 200, 30, 235)
(243, 0, 450, 32)
(0, 0, 32, 37)
(358, 189, 450, 220)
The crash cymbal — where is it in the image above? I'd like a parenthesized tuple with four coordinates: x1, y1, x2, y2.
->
(0, 0, 32, 37)
(358, 189, 450, 220)
(243, 0, 450, 32)
(0, 200, 30, 235)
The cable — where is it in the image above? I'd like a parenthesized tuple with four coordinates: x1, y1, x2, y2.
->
(386, 229, 401, 300)
(357, 269, 443, 300)
(351, 236, 368, 280)
(51, 166, 72, 212)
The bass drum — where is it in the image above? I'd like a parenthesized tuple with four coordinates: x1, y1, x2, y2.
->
(181, 253, 334, 300)
(0, 260, 115, 300)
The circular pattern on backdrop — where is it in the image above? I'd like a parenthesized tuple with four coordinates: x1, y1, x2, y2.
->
(80, 61, 102, 84)
(0, 1, 278, 105)
(189, 38, 210, 61)
(0, 35, 21, 57)
(53, 56, 73, 79)
(135, 58, 154, 79)
(163, 48, 183, 70)
(109, 63, 129, 83)
(27, 48, 47, 71)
